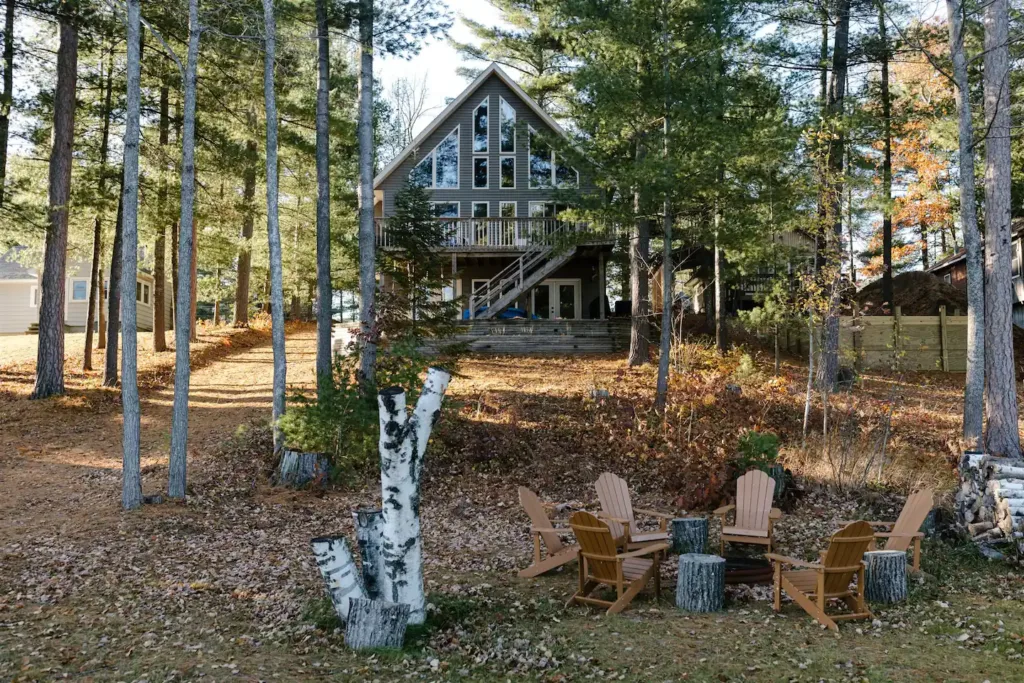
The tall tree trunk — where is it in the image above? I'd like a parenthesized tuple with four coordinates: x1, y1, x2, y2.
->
(213, 267, 220, 325)
(120, 0, 143, 510)
(104, 182, 124, 388)
(654, 204, 672, 411)
(315, 0, 332, 399)
(982, 0, 1020, 457)
(31, 18, 77, 400)
(153, 79, 170, 352)
(85, 47, 114, 371)
(628, 217, 650, 365)
(263, 0, 287, 455)
(920, 223, 929, 269)
(878, 0, 893, 309)
(190, 218, 197, 342)
(168, 0, 201, 499)
(0, 0, 14, 207)
(714, 228, 725, 353)
(819, 0, 850, 392)
(97, 265, 106, 349)
(357, 0, 377, 387)
(947, 0, 984, 448)
(234, 132, 256, 327)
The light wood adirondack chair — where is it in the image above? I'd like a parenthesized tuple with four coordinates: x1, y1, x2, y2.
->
(517, 487, 579, 578)
(767, 521, 875, 631)
(842, 488, 933, 572)
(713, 469, 782, 554)
(568, 510, 669, 615)
(594, 472, 673, 549)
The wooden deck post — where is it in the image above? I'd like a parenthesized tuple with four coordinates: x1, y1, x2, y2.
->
(599, 251, 606, 320)
(939, 305, 949, 371)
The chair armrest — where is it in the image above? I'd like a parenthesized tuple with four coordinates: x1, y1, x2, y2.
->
(769, 508, 782, 520)
(874, 531, 924, 539)
(765, 553, 822, 570)
(618, 542, 671, 560)
(634, 507, 675, 520)
(713, 505, 735, 517)
(596, 512, 631, 524)
(838, 520, 895, 528)
(531, 526, 566, 534)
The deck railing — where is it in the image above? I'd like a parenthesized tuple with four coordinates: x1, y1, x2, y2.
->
(375, 217, 618, 250)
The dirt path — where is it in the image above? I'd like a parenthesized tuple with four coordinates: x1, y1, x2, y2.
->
(0, 326, 317, 543)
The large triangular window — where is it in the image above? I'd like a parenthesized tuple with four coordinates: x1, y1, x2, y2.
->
(409, 126, 460, 189)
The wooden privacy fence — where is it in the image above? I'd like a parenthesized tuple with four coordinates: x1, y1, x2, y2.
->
(778, 306, 967, 373)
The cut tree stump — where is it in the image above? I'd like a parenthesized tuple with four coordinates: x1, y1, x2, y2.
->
(675, 553, 725, 613)
(863, 550, 907, 604)
(671, 517, 708, 554)
(311, 535, 366, 622)
(344, 598, 411, 651)
(275, 450, 328, 488)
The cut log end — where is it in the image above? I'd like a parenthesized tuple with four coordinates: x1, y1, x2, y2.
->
(671, 517, 709, 555)
(344, 598, 411, 651)
(675, 553, 725, 613)
(863, 550, 907, 604)
(275, 450, 329, 488)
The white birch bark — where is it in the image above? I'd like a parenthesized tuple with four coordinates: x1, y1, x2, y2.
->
(262, 0, 287, 455)
(168, 0, 200, 499)
(357, 0, 377, 387)
(314, 0, 332, 398)
(945, 0, 984, 449)
(377, 367, 452, 625)
(311, 535, 367, 622)
(354, 507, 385, 600)
(981, 0, 1020, 457)
(120, 0, 143, 510)
(654, 203, 672, 411)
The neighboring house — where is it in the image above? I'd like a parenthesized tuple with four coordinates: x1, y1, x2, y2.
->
(373, 63, 614, 322)
(928, 219, 1024, 326)
(0, 247, 171, 335)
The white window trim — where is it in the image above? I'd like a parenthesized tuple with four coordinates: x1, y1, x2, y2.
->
(528, 125, 578, 189)
(473, 156, 489, 189)
(472, 201, 489, 218)
(473, 96, 489, 154)
(499, 201, 517, 218)
(471, 278, 490, 293)
(411, 125, 461, 190)
(70, 277, 89, 302)
(500, 155, 516, 189)
(528, 201, 551, 218)
(28, 285, 39, 307)
(557, 164, 581, 189)
(499, 96, 516, 154)
(430, 201, 460, 218)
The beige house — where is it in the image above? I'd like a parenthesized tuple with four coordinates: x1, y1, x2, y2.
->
(0, 247, 171, 335)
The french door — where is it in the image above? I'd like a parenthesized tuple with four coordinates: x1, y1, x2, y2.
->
(531, 279, 580, 320)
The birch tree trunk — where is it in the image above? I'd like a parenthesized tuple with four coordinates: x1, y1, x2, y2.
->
(714, 226, 725, 354)
(377, 367, 452, 625)
(946, 0, 984, 448)
(0, 0, 14, 207)
(263, 0, 287, 455)
(104, 187, 124, 388)
(153, 79, 170, 352)
(982, 0, 1020, 457)
(357, 0, 377, 387)
(31, 18, 77, 400)
(168, 0, 201, 500)
(315, 0, 333, 399)
(628, 217, 650, 366)
(84, 49, 114, 371)
(120, 0, 143, 511)
(311, 535, 367, 622)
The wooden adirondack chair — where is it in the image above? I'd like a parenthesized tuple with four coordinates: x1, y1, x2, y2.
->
(842, 488, 933, 572)
(517, 487, 579, 578)
(767, 521, 875, 631)
(713, 469, 782, 554)
(594, 472, 673, 549)
(568, 510, 669, 614)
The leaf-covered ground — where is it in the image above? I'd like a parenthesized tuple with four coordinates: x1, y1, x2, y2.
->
(2, 326, 1023, 682)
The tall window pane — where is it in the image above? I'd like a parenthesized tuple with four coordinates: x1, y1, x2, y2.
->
(500, 157, 515, 188)
(500, 98, 515, 153)
(474, 158, 488, 188)
(411, 155, 432, 188)
(474, 100, 488, 153)
(435, 128, 459, 188)
(556, 163, 577, 189)
(529, 130, 552, 188)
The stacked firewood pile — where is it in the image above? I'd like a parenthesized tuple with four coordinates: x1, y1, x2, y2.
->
(957, 452, 1024, 558)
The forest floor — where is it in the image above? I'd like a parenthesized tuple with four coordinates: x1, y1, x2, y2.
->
(2, 325, 1024, 682)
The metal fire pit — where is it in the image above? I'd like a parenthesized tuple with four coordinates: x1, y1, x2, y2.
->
(724, 556, 773, 585)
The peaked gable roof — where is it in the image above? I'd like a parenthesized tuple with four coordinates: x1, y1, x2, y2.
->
(373, 63, 568, 189)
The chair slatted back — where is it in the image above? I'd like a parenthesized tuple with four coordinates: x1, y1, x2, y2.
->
(886, 488, 934, 552)
(518, 487, 562, 554)
(570, 510, 620, 583)
(595, 472, 636, 538)
(735, 469, 776, 533)
(821, 521, 874, 594)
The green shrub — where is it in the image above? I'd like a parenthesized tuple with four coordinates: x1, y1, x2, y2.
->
(734, 429, 779, 474)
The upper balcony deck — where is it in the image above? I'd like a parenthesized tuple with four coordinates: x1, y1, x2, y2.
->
(375, 217, 619, 252)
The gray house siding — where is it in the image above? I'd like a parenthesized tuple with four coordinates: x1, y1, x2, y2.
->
(376, 73, 595, 218)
